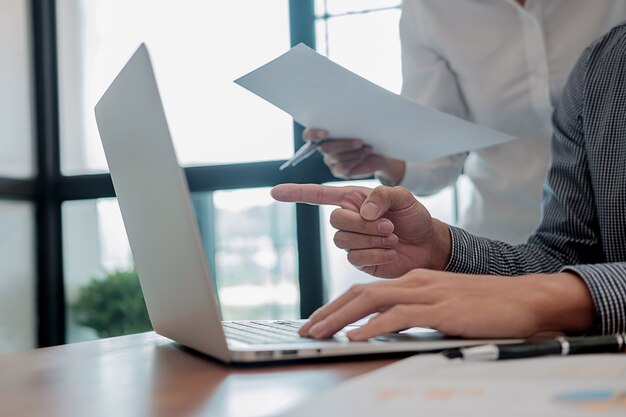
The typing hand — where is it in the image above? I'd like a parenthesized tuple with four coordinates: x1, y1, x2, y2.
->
(298, 270, 595, 340)
(303, 128, 406, 184)
(270, 183, 451, 278)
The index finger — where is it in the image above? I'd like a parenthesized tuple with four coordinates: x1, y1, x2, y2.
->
(299, 280, 397, 337)
(270, 184, 370, 208)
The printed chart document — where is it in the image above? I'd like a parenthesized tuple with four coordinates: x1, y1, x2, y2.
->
(235, 44, 516, 163)
(277, 354, 626, 417)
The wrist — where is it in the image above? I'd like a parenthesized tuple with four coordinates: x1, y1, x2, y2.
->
(429, 220, 452, 270)
(376, 159, 406, 186)
(532, 273, 595, 334)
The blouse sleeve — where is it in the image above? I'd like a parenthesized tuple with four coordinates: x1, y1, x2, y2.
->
(397, 0, 470, 194)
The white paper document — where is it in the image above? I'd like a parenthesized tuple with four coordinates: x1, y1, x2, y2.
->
(235, 44, 516, 163)
(277, 354, 626, 417)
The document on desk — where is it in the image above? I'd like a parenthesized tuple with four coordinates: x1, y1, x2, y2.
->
(235, 44, 516, 163)
(277, 354, 626, 417)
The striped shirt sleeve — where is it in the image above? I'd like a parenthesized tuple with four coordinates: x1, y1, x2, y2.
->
(444, 30, 626, 334)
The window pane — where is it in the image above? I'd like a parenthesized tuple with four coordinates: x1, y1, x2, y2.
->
(316, 0, 401, 16)
(320, 180, 454, 300)
(0, 201, 35, 353)
(63, 199, 136, 343)
(63, 190, 298, 342)
(457, 175, 473, 221)
(316, 8, 402, 93)
(314, 7, 456, 299)
(57, 0, 292, 175)
(207, 188, 299, 321)
(0, 0, 35, 178)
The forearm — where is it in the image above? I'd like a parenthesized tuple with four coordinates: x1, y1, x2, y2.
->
(445, 226, 569, 276)
(445, 227, 626, 334)
(563, 263, 626, 334)
(529, 272, 595, 335)
(430, 220, 453, 271)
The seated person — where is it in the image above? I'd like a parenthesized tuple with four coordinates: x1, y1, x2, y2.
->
(271, 23, 626, 340)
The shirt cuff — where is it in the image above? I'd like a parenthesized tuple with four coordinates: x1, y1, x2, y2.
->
(561, 264, 626, 335)
(444, 226, 492, 275)
(400, 153, 467, 196)
(376, 173, 399, 187)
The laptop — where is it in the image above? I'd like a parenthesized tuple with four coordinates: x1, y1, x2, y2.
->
(94, 44, 518, 363)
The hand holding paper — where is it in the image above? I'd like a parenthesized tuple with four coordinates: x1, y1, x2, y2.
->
(235, 44, 515, 168)
(302, 128, 407, 183)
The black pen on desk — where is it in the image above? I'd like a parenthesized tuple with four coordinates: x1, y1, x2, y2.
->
(443, 334, 626, 361)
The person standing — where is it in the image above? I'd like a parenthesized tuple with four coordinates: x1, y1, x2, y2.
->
(307, 0, 626, 243)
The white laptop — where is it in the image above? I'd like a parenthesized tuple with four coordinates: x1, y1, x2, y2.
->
(94, 44, 518, 363)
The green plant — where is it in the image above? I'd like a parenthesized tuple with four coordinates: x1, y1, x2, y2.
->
(72, 270, 152, 338)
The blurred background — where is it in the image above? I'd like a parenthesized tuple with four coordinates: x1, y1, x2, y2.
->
(1, 0, 467, 353)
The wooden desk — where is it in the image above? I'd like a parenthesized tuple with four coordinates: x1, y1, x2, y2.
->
(0, 332, 395, 417)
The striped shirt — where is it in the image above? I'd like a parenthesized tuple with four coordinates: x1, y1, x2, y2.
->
(446, 23, 626, 335)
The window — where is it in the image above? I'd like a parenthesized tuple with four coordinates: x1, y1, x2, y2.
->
(0, 0, 36, 354)
(315, 0, 401, 16)
(23, 0, 463, 347)
(0, 202, 36, 353)
(55, 0, 306, 342)
(209, 188, 298, 321)
(0, 0, 35, 178)
(63, 190, 298, 342)
(57, 0, 293, 175)
(315, 1, 403, 93)
(314, 2, 458, 299)
(63, 199, 133, 343)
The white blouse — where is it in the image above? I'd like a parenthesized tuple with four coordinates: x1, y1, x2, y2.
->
(399, 0, 626, 243)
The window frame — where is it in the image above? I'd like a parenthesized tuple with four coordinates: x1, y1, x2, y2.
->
(1, 0, 458, 347)
(8, 0, 332, 347)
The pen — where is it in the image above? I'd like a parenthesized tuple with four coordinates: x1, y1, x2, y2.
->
(279, 140, 324, 170)
(443, 334, 626, 361)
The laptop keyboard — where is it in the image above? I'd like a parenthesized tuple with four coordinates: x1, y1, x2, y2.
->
(223, 320, 333, 345)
